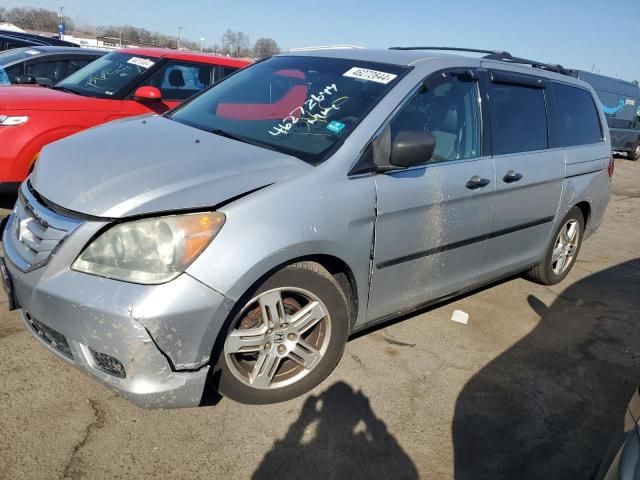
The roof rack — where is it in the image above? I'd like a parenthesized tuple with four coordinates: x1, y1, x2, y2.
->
(389, 46, 569, 76)
(289, 45, 365, 51)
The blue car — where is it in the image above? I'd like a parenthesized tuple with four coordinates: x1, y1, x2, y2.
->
(569, 70, 640, 160)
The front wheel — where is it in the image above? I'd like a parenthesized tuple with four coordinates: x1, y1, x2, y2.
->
(630, 143, 640, 161)
(525, 207, 585, 285)
(215, 262, 350, 404)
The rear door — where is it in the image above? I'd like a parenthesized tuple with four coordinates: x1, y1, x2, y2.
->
(367, 68, 496, 321)
(478, 70, 564, 281)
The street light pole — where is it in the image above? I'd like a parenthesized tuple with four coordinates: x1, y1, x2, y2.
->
(200, 37, 205, 52)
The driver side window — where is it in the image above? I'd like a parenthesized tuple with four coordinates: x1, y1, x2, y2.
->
(390, 71, 481, 164)
(143, 62, 214, 101)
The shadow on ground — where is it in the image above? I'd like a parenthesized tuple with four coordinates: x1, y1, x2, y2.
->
(253, 381, 418, 480)
(453, 259, 640, 479)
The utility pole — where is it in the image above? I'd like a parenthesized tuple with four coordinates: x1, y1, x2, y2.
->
(177, 26, 183, 49)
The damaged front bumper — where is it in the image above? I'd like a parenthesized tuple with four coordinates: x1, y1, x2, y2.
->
(1, 185, 235, 409)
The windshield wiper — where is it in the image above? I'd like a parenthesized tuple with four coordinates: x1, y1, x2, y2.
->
(50, 85, 81, 95)
(208, 128, 279, 152)
(208, 128, 249, 143)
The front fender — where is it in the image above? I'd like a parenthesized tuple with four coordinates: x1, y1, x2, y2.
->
(186, 169, 376, 327)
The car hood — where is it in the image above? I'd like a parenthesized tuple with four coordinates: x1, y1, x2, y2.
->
(0, 85, 118, 112)
(31, 115, 312, 218)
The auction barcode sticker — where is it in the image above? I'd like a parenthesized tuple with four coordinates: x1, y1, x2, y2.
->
(127, 57, 156, 69)
(343, 67, 397, 84)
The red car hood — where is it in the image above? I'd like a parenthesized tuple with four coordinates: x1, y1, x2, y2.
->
(0, 85, 120, 112)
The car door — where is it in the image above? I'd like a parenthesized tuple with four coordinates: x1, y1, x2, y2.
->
(478, 70, 564, 281)
(366, 68, 496, 322)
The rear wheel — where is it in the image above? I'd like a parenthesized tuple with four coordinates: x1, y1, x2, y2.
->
(630, 143, 640, 161)
(525, 207, 584, 285)
(216, 262, 349, 404)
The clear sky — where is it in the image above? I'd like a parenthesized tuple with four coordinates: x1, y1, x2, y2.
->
(4, 0, 640, 81)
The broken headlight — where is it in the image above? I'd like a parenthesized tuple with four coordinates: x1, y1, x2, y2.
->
(72, 212, 225, 284)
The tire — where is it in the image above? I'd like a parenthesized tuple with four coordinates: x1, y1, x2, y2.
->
(630, 143, 640, 161)
(215, 261, 349, 404)
(524, 207, 585, 285)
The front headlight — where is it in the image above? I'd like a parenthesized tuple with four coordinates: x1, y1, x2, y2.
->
(0, 115, 29, 126)
(72, 212, 225, 284)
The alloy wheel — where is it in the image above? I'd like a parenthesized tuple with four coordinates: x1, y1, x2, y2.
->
(551, 219, 580, 275)
(224, 287, 332, 390)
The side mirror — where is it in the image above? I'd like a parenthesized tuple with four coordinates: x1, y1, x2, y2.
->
(14, 75, 37, 85)
(134, 86, 162, 101)
(389, 131, 437, 168)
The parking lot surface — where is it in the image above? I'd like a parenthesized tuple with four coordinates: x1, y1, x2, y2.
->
(0, 159, 638, 480)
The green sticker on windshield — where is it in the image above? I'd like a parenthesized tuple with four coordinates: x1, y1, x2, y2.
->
(326, 120, 346, 134)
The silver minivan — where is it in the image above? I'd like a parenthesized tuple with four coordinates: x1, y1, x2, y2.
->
(0, 47, 613, 407)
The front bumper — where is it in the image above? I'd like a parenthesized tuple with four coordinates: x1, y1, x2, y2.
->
(1, 185, 235, 408)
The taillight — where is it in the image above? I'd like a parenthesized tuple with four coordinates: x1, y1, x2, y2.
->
(608, 153, 615, 178)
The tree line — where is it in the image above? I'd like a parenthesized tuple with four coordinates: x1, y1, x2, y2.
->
(0, 6, 280, 58)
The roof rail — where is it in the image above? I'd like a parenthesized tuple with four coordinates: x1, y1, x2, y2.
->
(390, 46, 508, 56)
(289, 45, 365, 51)
(484, 51, 569, 75)
(389, 46, 570, 76)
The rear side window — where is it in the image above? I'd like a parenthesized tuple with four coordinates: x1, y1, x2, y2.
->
(25, 61, 59, 80)
(490, 83, 548, 155)
(5, 63, 24, 83)
(552, 83, 602, 147)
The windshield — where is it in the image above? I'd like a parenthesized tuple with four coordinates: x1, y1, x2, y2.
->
(169, 56, 408, 164)
(55, 52, 158, 98)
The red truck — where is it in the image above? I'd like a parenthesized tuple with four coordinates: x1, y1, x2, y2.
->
(0, 47, 250, 197)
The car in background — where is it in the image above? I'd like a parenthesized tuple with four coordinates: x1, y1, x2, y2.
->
(0, 46, 104, 86)
(569, 70, 640, 160)
(0, 47, 250, 197)
(0, 30, 79, 51)
(597, 387, 640, 479)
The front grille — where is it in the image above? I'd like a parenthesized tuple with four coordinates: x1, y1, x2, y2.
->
(25, 312, 73, 359)
(89, 348, 126, 378)
(6, 186, 81, 271)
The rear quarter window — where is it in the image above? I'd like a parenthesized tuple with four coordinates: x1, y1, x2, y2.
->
(552, 83, 602, 147)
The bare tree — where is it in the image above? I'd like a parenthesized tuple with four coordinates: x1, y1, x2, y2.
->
(222, 29, 250, 57)
(253, 37, 280, 59)
(6, 7, 74, 33)
(0, 7, 7, 22)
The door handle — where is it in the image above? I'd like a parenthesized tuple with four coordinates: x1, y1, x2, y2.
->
(503, 170, 524, 183)
(465, 176, 491, 190)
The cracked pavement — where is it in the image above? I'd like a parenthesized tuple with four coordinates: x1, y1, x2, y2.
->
(0, 158, 639, 479)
